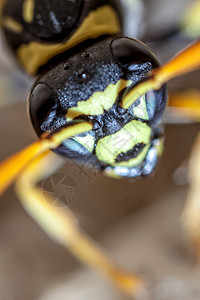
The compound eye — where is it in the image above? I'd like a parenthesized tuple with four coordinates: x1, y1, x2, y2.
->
(29, 83, 57, 136)
(111, 37, 167, 123)
(145, 86, 168, 123)
(111, 37, 159, 71)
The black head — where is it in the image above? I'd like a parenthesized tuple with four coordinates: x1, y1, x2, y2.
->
(29, 36, 167, 177)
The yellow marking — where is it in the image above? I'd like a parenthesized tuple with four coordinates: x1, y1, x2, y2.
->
(48, 122, 93, 149)
(73, 134, 95, 153)
(15, 150, 144, 296)
(23, 0, 35, 23)
(66, 80, 133, 121)
(95, 121, 151, 167)
(17, 5, 121, 75)
(133, 95, 149, 120)
(181, 0, 200, 37)
(2, 16, 23, 33)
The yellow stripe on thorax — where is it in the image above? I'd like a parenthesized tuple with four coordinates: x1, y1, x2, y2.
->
(17, 5, 121, 75)
(23, 0, 35, 23)
(66, 79, 133, 121)
(95, 120, 151, 167)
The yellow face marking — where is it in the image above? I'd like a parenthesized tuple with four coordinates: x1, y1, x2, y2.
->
(73, 134, 95, 153)
(133, 95, 149, 120)
(2, 16, 23, 33)
(95, 120, 151, 167)
(122, 86, 142, 109)
(23, 0, 35, 23)
(17, 5, 121, 75)
(66, 80, 133, 121)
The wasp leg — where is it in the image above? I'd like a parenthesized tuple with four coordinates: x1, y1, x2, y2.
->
(182, 132, 200, 259)
(168, 90, 200, 123)
(122, 40, 200, 109)
(14, 150, 144, 297)
(168, 90, 200, 258)
(0, 121, 92, 195)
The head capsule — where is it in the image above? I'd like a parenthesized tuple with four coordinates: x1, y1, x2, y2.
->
(29, 36, 167, 178)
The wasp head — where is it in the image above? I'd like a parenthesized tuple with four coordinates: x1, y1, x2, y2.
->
(29, 36, 167, 178)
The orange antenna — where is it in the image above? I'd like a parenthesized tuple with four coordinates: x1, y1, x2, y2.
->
(122, 40, 200, 109)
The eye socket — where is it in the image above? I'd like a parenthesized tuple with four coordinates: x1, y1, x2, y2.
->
(111, 37, 159, 71)
(29, 83, 57, 136)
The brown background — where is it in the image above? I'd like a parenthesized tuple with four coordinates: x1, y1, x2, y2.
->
(0, 0, 200, 299)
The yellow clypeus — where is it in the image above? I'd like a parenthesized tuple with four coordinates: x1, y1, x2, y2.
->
(96, 120, 151, 167)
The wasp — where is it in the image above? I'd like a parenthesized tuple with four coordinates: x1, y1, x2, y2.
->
(0, 0, 200, 297)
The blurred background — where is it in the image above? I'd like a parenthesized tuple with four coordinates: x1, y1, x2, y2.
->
(0, 0, 200, 299)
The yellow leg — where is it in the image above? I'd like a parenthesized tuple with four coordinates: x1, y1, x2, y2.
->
(14, 151, 144, 296)
(168, 90, 200, 122)
(182, 132, 200, 259)
(168, 90, 200, 257)
(0, 121, 92, 195)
